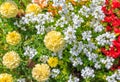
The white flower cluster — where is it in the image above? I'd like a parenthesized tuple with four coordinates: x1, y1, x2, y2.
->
(55, 16, 68, 28)
(100, 56, 115, 69)
(85, 51, 98, 62)
(79, 6, 91, 18)
(82, 31, 92, 41)
(81, 66, 95, 79)
(70, 41, 83, 56)
(24, 46, 37, 59)
(90, 0, 105, 32)
(71, 12, 84, 29)
(69, 56, 83, 67)
(39, 55, 49, 63)
(70, 41, 98, 65)
(63, 26, 76, 44)
(52, 0, 66, 7)
(51, 49, 65, 59)
(90, 0, 105, 20)
(68, 74, 80, 82)
(90, 19, 104, 32)
(94, 62, 101, 69)
(51, 69, 60, 78)
(96, 32, 115, 46)
(14, 13, 54, 34)
(17, 78, 26, 82)
(106, 69, 120, 82)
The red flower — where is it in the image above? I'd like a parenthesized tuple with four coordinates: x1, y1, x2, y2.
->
(104, 14, 116, 22)
(114, 27, 120, 34)
(106, 26, 112, 31)
(117, 36, 120, 42)
(112, 0, 120, 9)
(112, 19, 120, 27)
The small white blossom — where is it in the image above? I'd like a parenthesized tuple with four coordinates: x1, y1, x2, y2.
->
(69, 56, 83, 67)
(17, 78, 26, 82)
(81, 67, 95, 79)
(68, 74, 80, 82)
(63, 25, 76, 44)
(70, 41, 83, 56)
(82, 31, 92, 41)
(51, 69, 60, 78)
(24, 46, 37, 59)
(100, 56, 115, 69)
(96, 32, 115, 46)
(39, 55, 49, 63)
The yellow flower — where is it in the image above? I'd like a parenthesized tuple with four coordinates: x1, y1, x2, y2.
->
(32, 64, 50, 82)
(2, 51, 20, 69)
(6, 31, 21, 45)
(0, 73, 13, 82)
(26, 3, 41, 15)
(0, 1, 18, 18)
(47, 57, 58, 68)
(44, 31, 65, 52)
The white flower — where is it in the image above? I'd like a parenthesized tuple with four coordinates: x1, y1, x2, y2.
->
(79, 6, 91, 18)
(96, 32, 115, 46)
(17, 78, 26, 82)
(94, 62, 101, 69)
(68, 74, 80, 82)
(81, 67, 95, 79)
(14, 12, 54, 34)
(82, 31, 92, 41)
(100, 56, 115, 69)
(85, 52, 98, 62)
(39, 55, 49, 63)
(90, 19, 104, 32)
(70, 41, 83, 56)
(106, 74, 117, 82)
(71, 13, 84, 29)
(69, 56, 83, 67)
(51, 69, 60, 78)
(24, 46, 37, 59)
(63, 25, 76, 44)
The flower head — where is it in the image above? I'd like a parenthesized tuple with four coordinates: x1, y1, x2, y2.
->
(0, 73, 13, 82)
(44, 31, 65, 52)
(47, 57, 58, 67)
(0, 1, 18, 18)
(32, 64, 50, 82)
(2, 51, 20, 69)
(6, 31, 21, 45)
(26, 3, 41, 15)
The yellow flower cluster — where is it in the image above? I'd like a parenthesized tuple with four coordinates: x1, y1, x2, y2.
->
(6, 31, 21, 45)
(26, 3, 41, 15)
(47, 57, 58, 68)
(32, 64, 50, 82)
(2, 51, 20, 69)
(0, 73, 13, 82)
(44, 31, 65, 52)
(0, 1, 18, 18)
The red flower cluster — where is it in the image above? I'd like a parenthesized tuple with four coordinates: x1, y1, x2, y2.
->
(101, 0, 120, 70)
(102, 0, 120, 31)
(101, 36, 120, 58)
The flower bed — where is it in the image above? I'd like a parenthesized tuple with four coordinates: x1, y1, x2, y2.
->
(0, 0, 120, 82)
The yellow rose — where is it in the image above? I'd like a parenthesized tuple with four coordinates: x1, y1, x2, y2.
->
(0, 1, 18, 18)
(26, 3, 41, 15)
(0, 73, 13, 82)
(47, 57, 58, 68)
(6, 31, 21, 45)
(32, 64, 50, 82)
(44, 31, 65, 52)
(2, 51, 20, 69)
